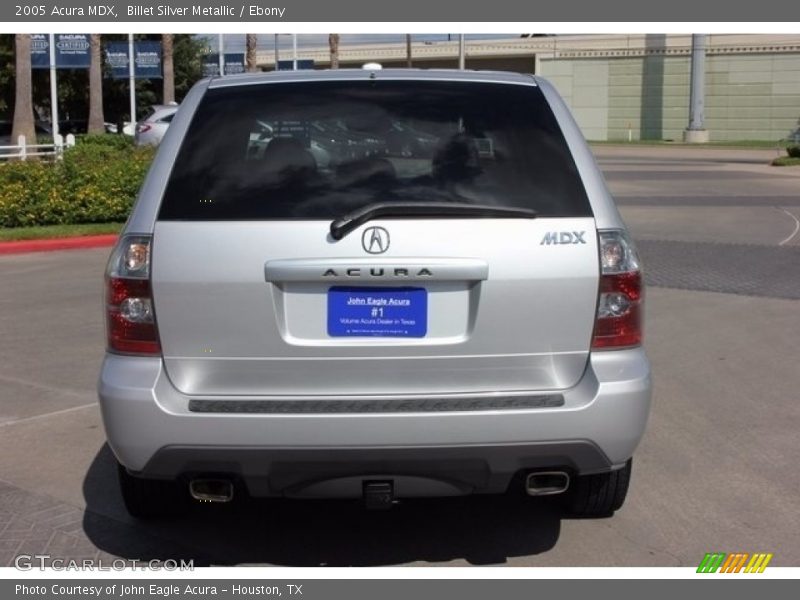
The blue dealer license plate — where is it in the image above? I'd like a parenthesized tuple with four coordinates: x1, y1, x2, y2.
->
(327, 287, 428, 337)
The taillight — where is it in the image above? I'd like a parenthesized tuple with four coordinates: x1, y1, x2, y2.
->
(592, 230, 643, 349)
(136, 123, 152, 134)
(105, 235, 161, 355)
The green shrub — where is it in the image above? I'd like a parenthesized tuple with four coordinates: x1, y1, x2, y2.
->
(772, 156, 800, 167)
(787, 144, 800, 158)
(74, 133, 136, 150)
(0, 141, 155, 227)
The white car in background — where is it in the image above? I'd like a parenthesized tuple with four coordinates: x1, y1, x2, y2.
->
(105, 122, 136, 136)
(134, 104, 179, 146)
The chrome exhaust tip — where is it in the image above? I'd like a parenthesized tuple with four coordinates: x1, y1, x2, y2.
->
(189, 479, 234, 503)
(525, 471, 570, 496)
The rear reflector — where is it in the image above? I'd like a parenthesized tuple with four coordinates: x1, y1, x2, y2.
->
(105, 235, 161, 355)
(592, 230, 643, 350)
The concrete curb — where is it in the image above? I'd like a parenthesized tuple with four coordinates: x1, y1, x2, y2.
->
(0, 234, 118, 256)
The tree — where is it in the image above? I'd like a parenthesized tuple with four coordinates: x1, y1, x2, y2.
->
(0, 34, 207, 130)
(246, 34, 258, 72)
(172, 35, 207, 100)
(87, 34, 105, 133)
(328, 34, 340, 69)
(0, 35, 14, 115)
(162, 34, 175, 104)
(101, 34, 205, 125)
(406, 34, 412, 68)
(11, 34, 36, 145)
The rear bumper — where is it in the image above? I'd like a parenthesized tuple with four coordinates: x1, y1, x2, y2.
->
(98, 348, 651, 497)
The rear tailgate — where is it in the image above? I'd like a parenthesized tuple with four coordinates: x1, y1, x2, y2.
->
(152, 218, 597, 396)
(148, 76, 599, 398)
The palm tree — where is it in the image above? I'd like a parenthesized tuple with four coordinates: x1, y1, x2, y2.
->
(406, 34, 412, 67)
(246, 34, 258, 72)
(87, 34, 105, 134)
(328, 34, 340, 69)
(162, 34, 175, 104)
(11, 34, 36, 147)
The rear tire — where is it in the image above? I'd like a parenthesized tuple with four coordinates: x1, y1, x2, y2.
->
(564, 459, 632, 517)
(117, 462, 186, 519)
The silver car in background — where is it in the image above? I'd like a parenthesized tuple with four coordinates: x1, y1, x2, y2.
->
(134, 104, 179, 146)
(99, 69, 652, 518)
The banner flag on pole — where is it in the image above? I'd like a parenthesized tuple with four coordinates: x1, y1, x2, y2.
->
(134, 40, 163, 79)
(202, 53, 247, 77)
(31, 34, 91, 69)
(278, 59, 314, 71)
(105, 41, 162, 79)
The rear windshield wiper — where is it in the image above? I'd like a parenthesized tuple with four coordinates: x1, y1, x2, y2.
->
(330, 201, 538, 240)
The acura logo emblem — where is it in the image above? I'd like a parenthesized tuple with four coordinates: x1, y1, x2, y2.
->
(362, 226, 390, 254)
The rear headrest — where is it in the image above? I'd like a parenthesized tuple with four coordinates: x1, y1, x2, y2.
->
(261, 137, 316, 176)
(432, 134, 481, 183)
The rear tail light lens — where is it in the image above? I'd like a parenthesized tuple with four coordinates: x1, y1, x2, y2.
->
(592, 230, 643, 349)
(136, 123, 152, 134)
(105, 235, 161, 355)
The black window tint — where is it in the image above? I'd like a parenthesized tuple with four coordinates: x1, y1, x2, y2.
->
(159, 81, 591, 220)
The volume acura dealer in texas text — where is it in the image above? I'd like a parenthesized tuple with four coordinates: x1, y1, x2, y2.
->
(128, 4, 286, 17)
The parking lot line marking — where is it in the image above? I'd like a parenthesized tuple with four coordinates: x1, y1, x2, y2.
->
(777, 207, 800, 246)
(0, 373, 90, 400)
(0, 402, 97, 429)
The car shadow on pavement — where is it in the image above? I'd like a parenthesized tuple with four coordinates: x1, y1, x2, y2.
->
(82, 444, 563, 566)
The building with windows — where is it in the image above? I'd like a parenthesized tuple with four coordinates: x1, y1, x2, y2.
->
(256, 34, 800, 142)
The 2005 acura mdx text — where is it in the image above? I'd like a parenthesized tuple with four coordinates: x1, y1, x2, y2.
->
(98, 68, 652, 518)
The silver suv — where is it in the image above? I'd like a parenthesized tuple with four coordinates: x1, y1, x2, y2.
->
(99, 69, 651, 518)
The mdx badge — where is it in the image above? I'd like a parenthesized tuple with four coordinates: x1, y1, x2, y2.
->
(540, 231, 587, 245)
(362, 226, 390, 254)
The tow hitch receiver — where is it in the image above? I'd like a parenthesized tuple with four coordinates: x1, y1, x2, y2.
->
(363, 480, 394, 510)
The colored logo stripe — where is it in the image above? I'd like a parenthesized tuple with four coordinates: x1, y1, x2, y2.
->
(745, 553, 773, 573)
(720, 553, 749, 573)
(697, 552, 773, 573)
(697, 553, 726, 573)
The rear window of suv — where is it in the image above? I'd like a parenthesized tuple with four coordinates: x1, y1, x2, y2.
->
(158, 80, 591, 220)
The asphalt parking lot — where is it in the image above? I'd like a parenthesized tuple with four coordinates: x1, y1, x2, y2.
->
(0, 145, 798, 567)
